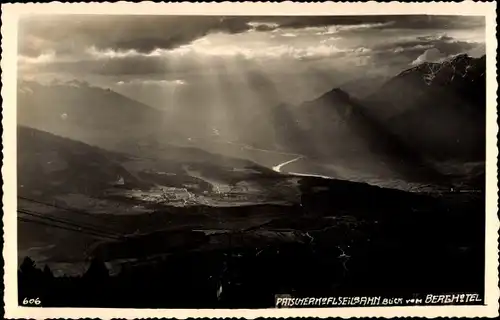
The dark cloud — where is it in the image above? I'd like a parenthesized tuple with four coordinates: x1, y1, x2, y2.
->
(248, 15, 484, 31)
(19, 15, 484, 57)
(253, 24, 279, 32)
(380, 15, 484, 30)
(18, 15, 251, 57)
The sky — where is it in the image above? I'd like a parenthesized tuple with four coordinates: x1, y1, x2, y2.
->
(18, 15, 486, 109)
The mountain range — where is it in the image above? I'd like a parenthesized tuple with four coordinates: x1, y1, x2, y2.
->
(260, 53, 486, 187)
(17, 53, 486, 190)
(364, 54, 486, 161)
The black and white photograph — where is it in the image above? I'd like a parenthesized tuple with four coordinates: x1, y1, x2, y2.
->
(2, 2, 498, 318)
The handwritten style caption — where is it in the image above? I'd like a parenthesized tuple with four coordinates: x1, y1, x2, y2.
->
(275, 293, 483, 308)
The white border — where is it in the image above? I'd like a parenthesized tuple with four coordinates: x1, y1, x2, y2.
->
(2, 2, 498, 318)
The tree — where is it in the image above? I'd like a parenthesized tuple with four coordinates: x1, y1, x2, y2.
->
(19, 257, 38, 276)
(43, 264, 53, 278)
(83, 258, 110, 280)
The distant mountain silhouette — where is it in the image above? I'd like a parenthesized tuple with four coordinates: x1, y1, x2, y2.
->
(17, 80, 170, 149)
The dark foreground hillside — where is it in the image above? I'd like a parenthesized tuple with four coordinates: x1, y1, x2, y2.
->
(19, 176, 485, 308)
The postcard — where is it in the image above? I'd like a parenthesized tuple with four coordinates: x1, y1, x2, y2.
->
(2, 2, 498, 318)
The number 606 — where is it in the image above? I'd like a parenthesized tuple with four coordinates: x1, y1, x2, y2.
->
(22, 297, 41, 306)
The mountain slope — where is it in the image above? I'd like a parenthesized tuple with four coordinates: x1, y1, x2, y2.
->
(17, 80, 170, 150)
(266, 87, 445, 186)
(363, 54, 486, 162)
(17, 125, 292, 200)
(17, 125, 148, 198)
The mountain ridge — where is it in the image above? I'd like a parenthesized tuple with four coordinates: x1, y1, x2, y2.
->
(362, 53, 486, 162)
